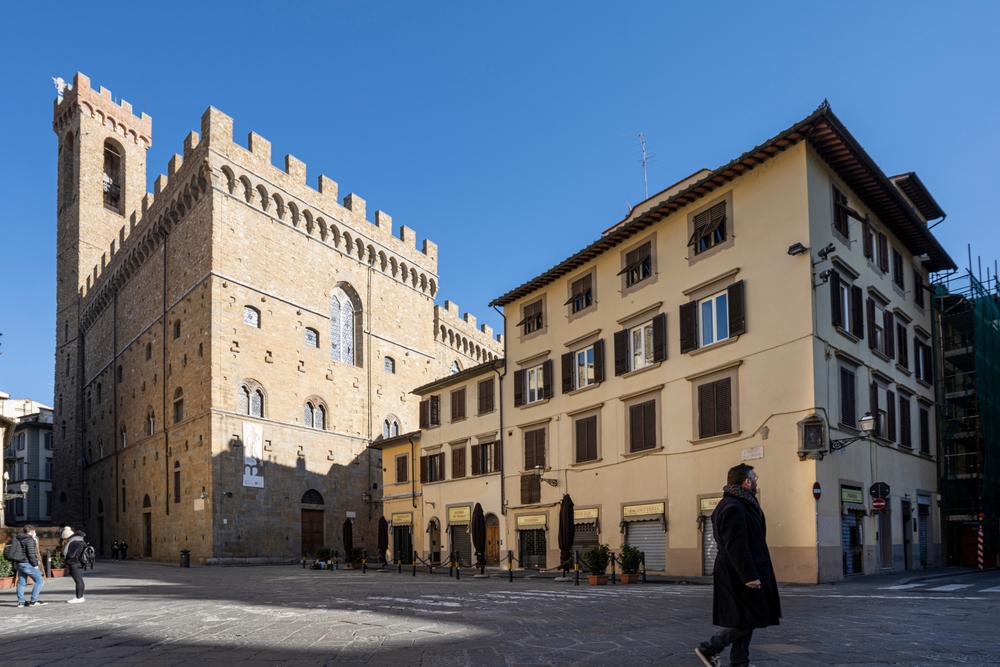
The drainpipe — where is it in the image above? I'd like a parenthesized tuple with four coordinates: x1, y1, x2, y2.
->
(491, 305, 507, 517)
(408, 434, 417, 509)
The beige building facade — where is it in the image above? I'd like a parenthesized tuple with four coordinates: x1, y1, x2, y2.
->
(51, 72, 500, 563)
(491, 104, 955, 583)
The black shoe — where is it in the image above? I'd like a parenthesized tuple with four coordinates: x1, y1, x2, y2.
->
(695, 648, 720, 667)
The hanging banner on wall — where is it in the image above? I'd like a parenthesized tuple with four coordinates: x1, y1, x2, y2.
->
(242, 421, 264, 488)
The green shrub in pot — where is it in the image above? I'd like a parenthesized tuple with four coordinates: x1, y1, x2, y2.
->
(581, 544, 611, 575)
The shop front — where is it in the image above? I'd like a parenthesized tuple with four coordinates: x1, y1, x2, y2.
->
(391, 512, 414, 564)
(517, 513, 547, 569)
(447, 505, 472, 566)
(698, 496, 722, 576)
(621, 501, 666, 571)
(840, 486, 865, 576)
(572, 507, 600, 556)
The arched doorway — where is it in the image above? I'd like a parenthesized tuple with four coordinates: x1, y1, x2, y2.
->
(300, 489, 325, 557)
(427, 518, 441, 564)
(485, 514, 500, 565)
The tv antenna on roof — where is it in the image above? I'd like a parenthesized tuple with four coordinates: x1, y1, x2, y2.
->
(622, 132, 652, 200)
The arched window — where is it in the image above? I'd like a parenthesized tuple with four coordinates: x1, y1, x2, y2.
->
(305, 327, 319, 348)
(302, 489, 324, 505)
(304, 402, 314, 428)
(315, 405, 326, 430)
(382, 415, 400, 439)
(238, 386, 250, 414)
(103, 140, 123, 213)
(173, 387, 184, 424)
(384, 356, 396, 374)
(147, 408, 155, 436)
(143, 493, 152, 508)
(304, 399, 327, 430)
(244, 305, 260, 328)
(121, 424, 127, 449)
(451, 361, 461, 375)
(330, 285, 358, 365)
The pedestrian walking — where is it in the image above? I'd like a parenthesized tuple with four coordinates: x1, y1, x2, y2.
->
(120, 540, 129, 560)
(696, 464, 781, 667)
(5, 526, 48, 608)
(111, 541, 119, 561)
(61, 527, 88, 603)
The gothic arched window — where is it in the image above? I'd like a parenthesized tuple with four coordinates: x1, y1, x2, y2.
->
(238, 380, 265, 418)
(330, 286, 359, 365)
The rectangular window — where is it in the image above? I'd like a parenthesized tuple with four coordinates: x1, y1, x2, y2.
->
(44, 460, 52, 481)
(631, 321, 654, 371)
(568, 274, 593, 313)
(173, 321, 181, 339)
(526, 364, 545, 404)
(899, 395, 912, 448)
(395, 454, 409, 483)
(919, 406, 930, 454)
(519, 301, 544, 335)
(629, 399, 657, 451)
(44, 433, 52, 450)
(699, 291, 729, 347)
(622, 242, 652, 287)
(897, 323, 909, 368)
(689, 201, 727, 254)
(514, 361, 552, 407)
(477, 378, 495, 415)
(832, 185, 850, 238)
(892, 248, 905, 289)
(914, 338, 932, 383)
(914, 270, 926, 308)
(451, 388, 466, 422)
(840, 367, 857, 428)
(873, 303, 884, 352)
(174, 399, 184, 424)
(244, 306, 260, 328)
(575, 346, 595, 390)
(173, 470, 181, 503)
(452, 447, 466, 479)
(472, 441, 499, 475)
(421, 452, 445, 483)
(305, 328, 319, 347)
(524, 428, 546, 470)
(521, 474, 541, 504)
(16, 434, 25, 450)
(838, 281, 851, 331)
(575, 415, 598, 462)
(697, 378, 733, 439)
(419, 395, 442, 428)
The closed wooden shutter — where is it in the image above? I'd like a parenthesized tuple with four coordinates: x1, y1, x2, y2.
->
(715, 378, 732, 435)
(451, 388, 466, 422)
(898, 326, 909, 368)
(629, 403, 643, 451)
(521, 475, 541, 504)
(593, 338, 605, 383)
(900, 396, 912, 447)
(534, 429, 546, 467)
(867, 298, 877, 349)
(851, 285, 865, 339)
(576, 416, 597, 462)
(642, 401, 656, 450)
(478, 378, 494, 414)
(438, 452, 446, 478)
(863, 218, 874, 259)
(396, 455, 408, 483)
(841, 368, 856, 427)
(727, 280, 746, 336)
(886, 390, 896, 442)
(919, 407, 930, 454)
(419, 400, 429, 429)
(561, 352, 574, 394)
(870, 381, 879, 435)
(923, 345, 933, 383)
(513, 369, 524, 407)
(420, 455, 428, 483)
(914, 270, 925, 307)
(614, 330, 629, 375)
(698, 383, 716, 439)
(493, 439, 503, 472)
(453, 447, 466, 479)
(680, 301, 698, 353)
(830, 269, 842, 328)
(430, 395, 441, 426)
(524, 430, 536, 470)
(878, 233, 889, 272)
(884, 311, 895, 358)
(652, 313, 667, 362)
(542, 360, 554, 399)
(470, 444, 481, 476)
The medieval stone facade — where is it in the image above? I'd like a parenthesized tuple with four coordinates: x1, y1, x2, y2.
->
(51, 73, 501, 563)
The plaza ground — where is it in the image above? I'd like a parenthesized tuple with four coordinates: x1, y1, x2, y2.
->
(0, 561, 998, 666)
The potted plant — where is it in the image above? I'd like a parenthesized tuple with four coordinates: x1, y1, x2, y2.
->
(349, 547, 365, 569)
(50, 553, 67, 577)
(618, 544, 643, 584)
(0, 553, 13, 588)
(581, 544, 611, 585)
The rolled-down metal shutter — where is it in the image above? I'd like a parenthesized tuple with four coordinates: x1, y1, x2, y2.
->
(918, 515, 928, 567)
(626, 521, 665, 571)
(571, 523, 599, 558)
(702, 520, 718, 576)
(450, 525, 472, 567)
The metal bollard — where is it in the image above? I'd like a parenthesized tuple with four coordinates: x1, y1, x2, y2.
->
(44, 552, 52, 578)
(412, 550, 417, 577)
(398, 557, 402, 574)
(456, 555, 460, 580)
(610, 552, 616, 585)
(363, 550, 368, 574)
(641, 554, 647, 583)
(507, 550, 513, 582)
(574, 550, 580, 587)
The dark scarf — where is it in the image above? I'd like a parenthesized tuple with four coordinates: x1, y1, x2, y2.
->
(724, 484, 762, 515)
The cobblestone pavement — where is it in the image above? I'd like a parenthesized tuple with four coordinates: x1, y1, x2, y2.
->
(0, 562, 998, 666)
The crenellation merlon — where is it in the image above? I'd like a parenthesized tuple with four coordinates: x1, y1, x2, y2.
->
(168, 154, 183, 179)
(422, 239, 437, 260)
(154, 174, 167, 196)
(248, 132, 271, 163)
(201, 107, 232, 146)
(343, 193, 366, 221)
(285, 154, 306, 184)
(318, 175, 338, 203)
(375, 210, 392, 230)
(183, 131, 200, 157)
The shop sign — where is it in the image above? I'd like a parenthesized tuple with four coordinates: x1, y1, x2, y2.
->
(841, 487, 864, 504)
(700, 497, 722, 513)
(448, 506, 472, 523)
(391, 512, 413, 525)
(623, 502, 665, 518)
(574, 508, 599, 521)
(517, 514, 547, 527)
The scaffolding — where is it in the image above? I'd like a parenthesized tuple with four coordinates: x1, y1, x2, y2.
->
(934, 270, 1000, 565)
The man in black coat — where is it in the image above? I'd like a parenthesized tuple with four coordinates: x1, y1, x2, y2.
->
(696, 463, 781, 667)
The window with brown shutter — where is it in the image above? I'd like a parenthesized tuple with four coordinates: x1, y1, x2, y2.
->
(897, 323, 909, 368)
(884, 311, 895, 359)
(652, 313, 667, 362)
(614, 329, 629, 375)
(395, 455, 409, 484)
(830, 269, 842, 328)
(919, 406, 930, 454)
(728, 281, 746, 337)
(493, 439, 503, 472)
(620, 242, 652, 286)
(877, 233, 889, 273)
(478, 378, 495, 414)
(513, 369, 525, 407)
(851, 285, 865, 339)
(452, 447, 466, 479)
(899, 396, 912, 448)
(451, 388, 466, 422)
(629, 400, 656, 452)
(419, 399, 429, 429)
(680, 301, 698, 354)
(863, 217, 874, 259)
(593, 338, 605, 383)
(892, 248, 905, 289)
(886, 390, 896, 442)
(567, 274, 593, 313)
(867, 298, 877, 350)
(689, 201, 727, 254)
(521, 475, 541, 504)
(524, 429, 546, 470)
(840, 367, 856, 427)
(471, 444, 481, 476)
(575, 415, 598, 462)
(420, 455, 428, 483)
(832, 185, 850, 238)
(542, 360, 554, 399)
(518, 300, 544, 335)
(561, 352, 574, 394)
(914, 270, 926, 308)
(697, 379, 732, 439)
(870, 381, 881, 437)
(430, 395, 441, 426)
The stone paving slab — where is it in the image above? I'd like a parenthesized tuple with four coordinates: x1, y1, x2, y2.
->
(0, 563, 998, 666)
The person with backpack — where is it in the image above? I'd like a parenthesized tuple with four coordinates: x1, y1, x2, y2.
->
(119, 540, 129, 560)
(111, 541, 119, 561)
(61, 526, 87, 603)
(5, 525, 47, 608)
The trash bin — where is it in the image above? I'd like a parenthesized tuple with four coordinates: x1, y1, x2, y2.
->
(180, 549, 191, 568)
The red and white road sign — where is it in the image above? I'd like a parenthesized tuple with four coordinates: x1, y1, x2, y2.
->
(813, 482, 821, 500)
(979, 528, 985, 570)
(872, 498, 886, 511)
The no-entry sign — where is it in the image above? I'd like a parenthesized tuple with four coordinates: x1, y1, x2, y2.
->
(872, 498, 887, 511)
(813, 482, 821, 500)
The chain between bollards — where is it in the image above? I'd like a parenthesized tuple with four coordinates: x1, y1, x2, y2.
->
(574, 550, 580, 586)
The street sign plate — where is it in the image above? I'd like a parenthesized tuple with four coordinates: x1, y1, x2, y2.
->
(813, 482, 821, 500)
(870, 482, 890, 499)
(872, 498, 887, 511)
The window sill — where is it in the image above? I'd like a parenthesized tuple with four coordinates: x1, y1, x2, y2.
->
(835, 327, 860, 344)
(567, 382, 601, 396)
(690, 430, 741, 445)
(832, 227, 851, 247)
(893, 283, 906, 298)
(917, 450, 934, 460)
(622, 446, 662, 459)
(570, 457, 603, 467)
(916, 378, 932, 389)
(622, 361, 661, 378)
(518, 398, 551, 410)
(871, 349, 891, 363)
(471, 470, 502, 478)
(895, 364, 912, 377)
(689, 335, 739, 357)
(451, 417, 467, 424)
(477, 409, 497, 417)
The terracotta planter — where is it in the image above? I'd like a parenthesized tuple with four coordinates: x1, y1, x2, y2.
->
(0, 576, 14, 588)
(587, 574, 609, 586)
(620, 573, 640, 584)
(50, 568, 66, 578)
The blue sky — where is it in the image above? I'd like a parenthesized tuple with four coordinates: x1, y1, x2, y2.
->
(1, 2, 998, 404)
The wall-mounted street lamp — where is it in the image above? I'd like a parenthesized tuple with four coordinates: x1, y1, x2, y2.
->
(829, 412, 875, 451)
(533, 465, 558, 487)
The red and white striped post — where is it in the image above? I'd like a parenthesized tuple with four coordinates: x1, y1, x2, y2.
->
(978, 527, 985, 570)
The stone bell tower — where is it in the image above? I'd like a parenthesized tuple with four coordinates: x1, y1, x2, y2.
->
(51, 73, 152, 526)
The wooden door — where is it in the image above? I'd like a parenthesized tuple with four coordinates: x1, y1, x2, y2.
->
(301, 509, 325, 557)
(485, 515, 500, 565)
